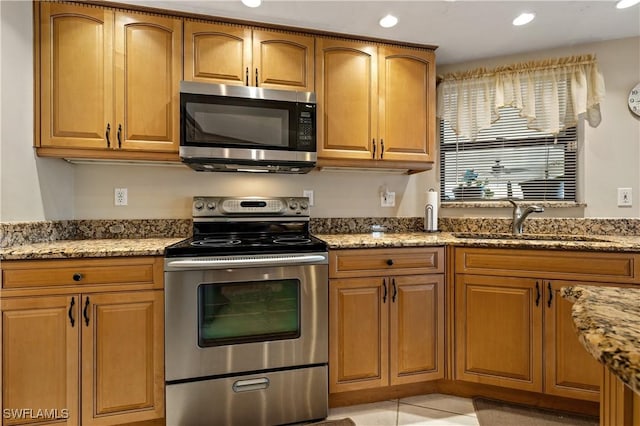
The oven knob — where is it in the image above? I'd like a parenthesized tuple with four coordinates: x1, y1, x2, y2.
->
(289, 201, 298, 210)
(300, 202, 308, 210)
(207, 202, 216, 210)
(194, 201, 204, 210)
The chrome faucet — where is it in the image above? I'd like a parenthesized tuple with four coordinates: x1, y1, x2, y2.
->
(507, 199, 544, 234)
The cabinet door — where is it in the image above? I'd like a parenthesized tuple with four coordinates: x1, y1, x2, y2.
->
(329, 277, 388, 393)
(39, 3, 113, 149)
(253, 30, 314, 91)
(184, 21, 251, 85)
(114, 12, 181, 152)
(81, 291, 164, 426)
(389, 274, 444, 385)
(544, 280, 608, 402)
(455, 274, 543, 392)
(1, 295, 79, 426)
(316, 38, 377, 161)
(378, 47, 435, 163)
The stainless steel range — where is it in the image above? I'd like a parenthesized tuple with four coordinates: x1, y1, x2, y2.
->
(164, 196, 328, 426)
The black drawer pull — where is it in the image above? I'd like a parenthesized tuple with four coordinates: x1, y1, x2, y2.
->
(386, 259, 394, 266)
(382, 279, 387, 303)
(548, 282, 553, 308)
(72, 273, 83, 282)
(83, 297, 90, 327)
(68, 297, 75, 327)
(392, 278, 397, 303)
(535, 282, 541, 307)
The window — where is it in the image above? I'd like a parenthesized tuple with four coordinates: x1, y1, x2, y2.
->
(439, 108, 577, 203)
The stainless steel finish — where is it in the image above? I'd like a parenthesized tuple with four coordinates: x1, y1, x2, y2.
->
(165, 253, 328, 270)
(164, 263, 328, 381)
(507, 199, 544, 234)
(180, 146, 316, 174)
(192, 196, 311, 217)
(180, 80, 316, 104)
(166, 365, 328, 426)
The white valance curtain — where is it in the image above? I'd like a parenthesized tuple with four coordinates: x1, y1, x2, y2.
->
(436, 54, 606, 141)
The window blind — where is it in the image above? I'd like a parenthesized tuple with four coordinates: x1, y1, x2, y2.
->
(439, 107, 577, 202)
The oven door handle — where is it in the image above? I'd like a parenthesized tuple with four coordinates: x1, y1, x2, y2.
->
(166, 254, 327, 268)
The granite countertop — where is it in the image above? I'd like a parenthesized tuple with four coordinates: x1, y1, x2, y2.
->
(317, 232, 640, 252)
(562, 286, 640, 394)
(0, 238, 185, 260)
(4, 232, 640, 260)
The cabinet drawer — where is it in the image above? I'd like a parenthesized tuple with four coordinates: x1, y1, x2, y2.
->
(1, 257, 162, 290)
(330, 247, 444, 278)
(455, 248, 640, 284)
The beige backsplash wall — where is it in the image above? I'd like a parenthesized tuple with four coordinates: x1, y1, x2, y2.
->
(1, 1, 638, 221)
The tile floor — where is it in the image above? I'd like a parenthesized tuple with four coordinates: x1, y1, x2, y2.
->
(325, 393, 480, 426)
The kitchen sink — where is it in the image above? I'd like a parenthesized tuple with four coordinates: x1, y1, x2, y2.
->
(452, 232, 610, 242)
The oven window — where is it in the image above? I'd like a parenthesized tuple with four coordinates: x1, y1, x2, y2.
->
(186, 102, 290, 148)
(198, 279, 300, 347)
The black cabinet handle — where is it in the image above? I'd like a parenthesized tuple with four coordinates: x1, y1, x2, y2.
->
(547, 282, 553, 308)
(380, 139, 385, 159)
(255, 68, 259, 87)
(535, 282, 541, 307)
(72, 273, 82, 282)
(386, 259, 394, 266)
(117, 124, 122, 148)
(382, 279, 387, 304)
(392, 278, 397, 303)
(372, 139, 376, 159)
(105, 123, 111, 147)
(245, 67, 249, 86)
(68, 297, 75, 327)
(83, 296, 90, 327)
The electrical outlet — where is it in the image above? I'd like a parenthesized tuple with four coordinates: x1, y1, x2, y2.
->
(303, 189, 314, 206)
(114, 188, 128, 206)
(618, 188, 632, 207)
(381, 191, 395, 207)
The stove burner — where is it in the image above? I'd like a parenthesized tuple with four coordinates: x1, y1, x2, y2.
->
(191, 238, 242, 247)
(273, 235, 312, 245)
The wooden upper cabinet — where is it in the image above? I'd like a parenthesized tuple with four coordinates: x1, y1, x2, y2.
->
(1, 295, 79, 426)
(252, 30, 314, 91)
(315, 38, 435, 171)
(184, 22, 314, 91)
(184, 21, 251, 85)
(114, 12, 181, 152)
(39, 2, 113, 150)
(37, 3, 181, 159)
(378, 47, 435, 163)
(315, 38, 377, 161)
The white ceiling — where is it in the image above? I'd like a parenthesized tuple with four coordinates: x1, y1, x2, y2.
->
(118, 0, 640, 65)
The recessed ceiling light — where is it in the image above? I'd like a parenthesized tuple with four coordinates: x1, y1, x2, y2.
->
(241, 0, 262, 8)
(379, 14, 398, 28)
(512, 12, 535, 26)
(616, 0, 640, 9)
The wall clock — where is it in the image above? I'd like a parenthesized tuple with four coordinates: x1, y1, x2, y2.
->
(629, 82, 640, 116)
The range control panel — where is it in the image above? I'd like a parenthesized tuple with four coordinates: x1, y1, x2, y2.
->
(192, 196, 310, 217)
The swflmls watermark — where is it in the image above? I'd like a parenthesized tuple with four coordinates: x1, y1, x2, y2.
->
(3, 408, 69, 420)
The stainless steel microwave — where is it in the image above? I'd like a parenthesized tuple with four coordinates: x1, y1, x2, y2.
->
(179, 81, 317, 173)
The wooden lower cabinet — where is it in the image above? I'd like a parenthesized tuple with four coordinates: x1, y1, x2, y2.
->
(330, 274, 444, 393)
(453, 247, 640, 402)
(454, 274, 543, 393)
(1, 295, 79, 426)
(0, 257, 164, 426)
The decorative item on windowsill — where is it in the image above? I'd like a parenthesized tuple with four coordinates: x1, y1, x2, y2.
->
(453, 169, 491, 200)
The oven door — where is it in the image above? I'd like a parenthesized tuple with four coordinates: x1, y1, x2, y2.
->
(164, 261, 328, 382)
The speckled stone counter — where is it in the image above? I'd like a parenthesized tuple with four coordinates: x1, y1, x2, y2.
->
(0, 238, 184, 260)
(562, 286, 640, 394)
(317, 232, 640, 252)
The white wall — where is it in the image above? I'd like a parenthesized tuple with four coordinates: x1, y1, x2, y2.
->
(1, 1, 638, 221)
(0, 1, 74, 222)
